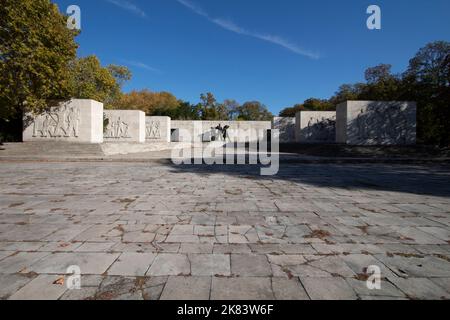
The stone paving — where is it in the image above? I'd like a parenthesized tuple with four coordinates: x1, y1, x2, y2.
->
(0, 161, 449, 300)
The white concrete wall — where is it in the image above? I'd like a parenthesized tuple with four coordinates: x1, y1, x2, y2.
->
(171, 120, 272, 143)
(146, 116, 171, 143)
(272, 117, 296, 142)
(23, 99, 104, 144)
(295, 111, 336, 143)
(104, 110, 145, 143)
(336, 101, 417, 145)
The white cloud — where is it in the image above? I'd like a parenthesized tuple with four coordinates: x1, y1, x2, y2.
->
(176, 0, 319, 59)
(123, 60, 161, 73)
(105, 0, 147, 18)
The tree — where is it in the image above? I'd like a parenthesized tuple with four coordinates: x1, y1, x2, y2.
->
(0, 0, 78, 119)
(199, 92, 219, 120)
(279, 99, 334, 117)
(237, 101, 273, 121)
(279, 104, 303, 117)
(303, 98, 334, 111)
(365, 64, 394, 84)
(108, 65, 132, 89)
(68, 56, 127, 108)
(403, 41, 450, 145)
(153, 100, 201, 120)
(222, 99, 240, 120)
(405, 41, 450, 88)
(116, 89, 180, 115)
(329, 84, 365, 105)
(359, 65, 403, 101)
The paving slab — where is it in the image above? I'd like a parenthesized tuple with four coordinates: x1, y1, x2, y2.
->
(231, 254, 272, 277)
(160, 276, 211, 300)
(301, 277, 358, 300)
(107, 253, 156, 276)
(189, 254, 230, 276)
(28, 252, 120, 275)
(146, 253, 190, 276)
(388, 277, 450, 300)
(9, 275, 68, 300)
(211, 277, 274, 300)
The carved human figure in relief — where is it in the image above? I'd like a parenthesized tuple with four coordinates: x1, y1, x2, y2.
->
(66, 106, 80, 137)
(32, 105, 80, 138)
(147, 121, 161, 139)
(104, 115, 130, 139)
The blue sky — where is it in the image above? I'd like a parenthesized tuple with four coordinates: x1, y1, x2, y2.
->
(54, 0, 450, 114)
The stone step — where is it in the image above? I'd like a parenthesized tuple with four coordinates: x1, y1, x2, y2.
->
(1, 142, 105, 157)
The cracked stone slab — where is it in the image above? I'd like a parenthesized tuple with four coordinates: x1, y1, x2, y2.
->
(388, 277, 450, 300)
(0, 273, 37, 299)
(272, 277, 310, 300)
(375, 254, 450, 278)
(107, 253, 156, 276)
(346, 278, 406, 298)
(60, 287, 97, 300)
(146, 254, 190, 276)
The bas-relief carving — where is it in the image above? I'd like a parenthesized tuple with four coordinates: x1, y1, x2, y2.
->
(32, 104, 80, 138)
(305, 116, 336, 142)
(210, 124, 230, 142)
(146, 120, 161, 139)
(104, 115, 131, 139)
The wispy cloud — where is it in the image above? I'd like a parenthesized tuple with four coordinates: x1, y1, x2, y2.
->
(122, 60, 162, 74)
(176, 0, 319, 59)
(105, 0, 147, 18)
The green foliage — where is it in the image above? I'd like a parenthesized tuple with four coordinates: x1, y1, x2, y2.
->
(107, 65, 132, 88)
(236, 101, 273, 121)
(403, 41, 450, 145)
(115, 89, 180, 115)
(69, 56, 128, 108)
(199, 92, 219, 120)
(279, 99, 333, 117)
(0, 0, 78, 119)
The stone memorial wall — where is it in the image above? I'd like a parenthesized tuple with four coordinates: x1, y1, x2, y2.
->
(170, 120, 272, 143)
(104, 110, 146, 143)
(272, 117, 296, 142)
(23, 99, 417, 147)
(146, 116, 171, 143)
(295, 111, 336, 143)
(23, 99, 104, 143)
(336, 101, 416, 145)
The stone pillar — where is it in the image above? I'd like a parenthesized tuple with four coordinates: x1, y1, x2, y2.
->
(23, 99, 104, 143)
(145, 116, 171, 143)
(336, 101, 417, 145)
(103, 110, 145, 143)
(295, 111, 336, 143)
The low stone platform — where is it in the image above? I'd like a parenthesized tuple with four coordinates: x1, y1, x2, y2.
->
(0, 142, 190, 160)
(1, 142, 449, 165)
